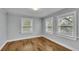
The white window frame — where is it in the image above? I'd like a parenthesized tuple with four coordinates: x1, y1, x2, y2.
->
(45, 17, 53, 34)
(21, 17, 33, 34)
(57, 11, 77, 40)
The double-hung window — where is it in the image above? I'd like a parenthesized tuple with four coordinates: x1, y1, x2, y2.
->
(57, 11, 76, 40)
(45, 17, 53, 34)
(21, 18, 33, 33)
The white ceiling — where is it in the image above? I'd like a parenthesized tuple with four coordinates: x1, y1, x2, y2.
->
(4, 8, 63, 18)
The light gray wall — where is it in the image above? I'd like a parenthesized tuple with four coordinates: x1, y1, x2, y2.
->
(42, 8, 79, 50)
(7, 14, 42, 40)
(1, 8, 79, 50)
(0, 9, 7, 47)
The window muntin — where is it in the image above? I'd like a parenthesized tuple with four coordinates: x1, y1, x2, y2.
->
(58, 15, 74, 36)
(46, 18, 53, 34)
(57, 11, 76, 39)
(21, 18, 33, 33)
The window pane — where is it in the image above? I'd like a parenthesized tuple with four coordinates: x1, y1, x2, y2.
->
(60, 16, 73, 26)
(23, 26, 31, 28)
(58, 15, 74, 36)
(23, 28, 30, 32)
(23, 19, 31, 25)
(48, 27, 52, 32)
(21, 18, 32, 33)
(46, 19, 53, 33)
(60, 26, 72, 32)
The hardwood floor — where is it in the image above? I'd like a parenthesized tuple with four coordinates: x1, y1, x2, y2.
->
(1, 37, 71, 51)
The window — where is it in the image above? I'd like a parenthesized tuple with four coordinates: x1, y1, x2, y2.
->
(21, 18, 33, 33)
(45, 17, 53, 34)
(57, 11, 76, 40)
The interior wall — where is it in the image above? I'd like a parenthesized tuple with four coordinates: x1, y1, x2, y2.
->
(1, 8, 79, 50)
(0, 9, 7, 47)
(7, 14, 42, 40)
(42, 8, 79, 50)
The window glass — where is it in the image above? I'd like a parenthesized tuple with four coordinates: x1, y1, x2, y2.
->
(21, 18, 32, 33)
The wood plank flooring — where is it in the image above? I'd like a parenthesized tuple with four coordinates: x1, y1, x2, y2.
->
(1, 37, 71, 51)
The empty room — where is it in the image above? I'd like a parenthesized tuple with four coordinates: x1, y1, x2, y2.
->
(0, 8, 79, 51)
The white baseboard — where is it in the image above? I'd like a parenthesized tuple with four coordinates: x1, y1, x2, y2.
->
(0, 35, 41, 50)
(7, 35, 41, 42)
(0, 35, 78, 51)
(0, 41, 8, 50)
(41, 35, 78, 51)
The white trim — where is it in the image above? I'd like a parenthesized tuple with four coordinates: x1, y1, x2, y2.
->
(21, 17, 33, 34)
(57, 11, 77, 40)
(45, 17, 53, 34)
(0, 35, 41, 50)
(0, 41, 8, 50)
(7, 35, 41, 42)
(0, 35, 78, 51)
(41, 35, 78, 51)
